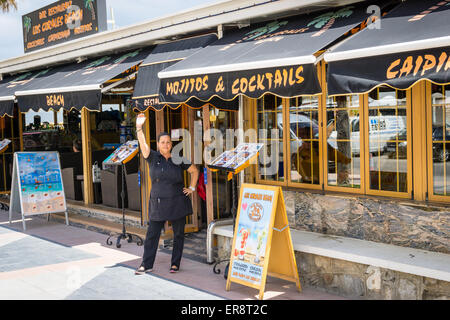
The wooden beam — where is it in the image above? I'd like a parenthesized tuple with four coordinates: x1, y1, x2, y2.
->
(81, 108, 94, 204)
(202, 105, 214, 225)
(140, 109, 151, 225)
(188, 107, 200, 229)
(412, 82, 427, 201)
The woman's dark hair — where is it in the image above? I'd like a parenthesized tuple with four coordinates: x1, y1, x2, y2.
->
(73, 139, 82, 152)
(157, 131, 171, 142)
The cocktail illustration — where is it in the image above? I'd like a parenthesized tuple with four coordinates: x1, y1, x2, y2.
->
(235, 227, 250, 260)
(253, 228, 267, 264)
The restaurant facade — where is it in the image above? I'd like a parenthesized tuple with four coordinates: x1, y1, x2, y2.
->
(0, 0, 449, 299)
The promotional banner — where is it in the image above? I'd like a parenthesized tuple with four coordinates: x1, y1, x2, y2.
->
(226, 184, 300, 300)
(160, 63, 321, 103)
(9, 152, 68, 230)
(230, 186, 274, 286)
(327, 45, 450, 95)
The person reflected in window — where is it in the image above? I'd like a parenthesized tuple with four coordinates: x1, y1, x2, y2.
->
(73, 139, 82, 153)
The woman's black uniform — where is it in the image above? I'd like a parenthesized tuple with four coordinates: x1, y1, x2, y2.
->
(141, 149, 193, 270)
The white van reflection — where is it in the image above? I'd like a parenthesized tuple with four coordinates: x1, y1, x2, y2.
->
(328, 115, 407, 155)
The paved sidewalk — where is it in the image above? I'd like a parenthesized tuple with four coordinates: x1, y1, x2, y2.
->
(0, 210, 346, 300)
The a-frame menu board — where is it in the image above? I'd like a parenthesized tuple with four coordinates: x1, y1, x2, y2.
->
(226, 183, 301, 300)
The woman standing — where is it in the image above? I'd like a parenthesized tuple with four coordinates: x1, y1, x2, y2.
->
(134, 113, 199, 274)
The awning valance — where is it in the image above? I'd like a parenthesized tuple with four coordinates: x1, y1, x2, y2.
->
(325, 0, 450, 95)
(158, 2, 376, 104)
(15, 48, 152, 112)
(131, 34, 240, 111)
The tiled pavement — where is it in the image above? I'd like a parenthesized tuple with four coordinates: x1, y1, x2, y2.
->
(0, 210, 346, 300)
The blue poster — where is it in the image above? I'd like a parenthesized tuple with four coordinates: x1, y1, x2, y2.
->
(16, 152, 66, 215)
(230, 187, 275, 285)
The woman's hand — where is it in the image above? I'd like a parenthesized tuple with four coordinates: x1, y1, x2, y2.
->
(183, 187, 195, 196)
(136, 113, 146, 130)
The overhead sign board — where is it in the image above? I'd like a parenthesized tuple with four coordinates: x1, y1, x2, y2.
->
(22, 0, 107, 53)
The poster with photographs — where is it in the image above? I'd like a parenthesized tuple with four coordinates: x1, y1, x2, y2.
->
(102, 140, 139, 166)
(208, 143, 263, 172)
(230, 186, 275, 286)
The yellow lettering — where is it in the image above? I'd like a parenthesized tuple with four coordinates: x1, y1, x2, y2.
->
(248, 76, 256, 92)
(282, 68, 288, 87)
(265, 73, 273, 89)
(195, 77, 203, 91)
(398, 56, 413, 78)
(422, 54, 436, 76)
(180, 79, 185, 93)
(413, 56, 423, 76)
(437, 52, 448, 72)
(288, 67, 296, 85)
(173, 81, 179, 95)
(257, 74, 265, 91)
(295, 66, 304, 84)
(232, 78, 240, 95)
(386, 59, 401, 79)
(203, 75, 208, 91)
(166, 82, 174, 95)
(240, 77, 248, 93)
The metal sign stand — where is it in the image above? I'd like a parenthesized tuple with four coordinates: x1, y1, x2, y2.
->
(105, 150, 143, 248)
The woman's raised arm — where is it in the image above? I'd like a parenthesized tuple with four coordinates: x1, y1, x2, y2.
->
(136, 113, 150, 159)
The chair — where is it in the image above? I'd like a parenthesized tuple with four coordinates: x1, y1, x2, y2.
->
(124, 156, 141, 211)
(60, 152, 83, 201)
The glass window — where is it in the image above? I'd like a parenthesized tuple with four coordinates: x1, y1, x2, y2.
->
(326, 95, 361, 188)
(23, 109, 70, 152)
(431, 84, 450, 196)
(368, 87, 408, 193)
(0, 107, 21, 193)
(288, 96, 320, 185)
(256, 95, 284, 182)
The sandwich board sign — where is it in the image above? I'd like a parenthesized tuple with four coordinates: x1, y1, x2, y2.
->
(9, 152, 68, 230)
(226, 183, 301, 300)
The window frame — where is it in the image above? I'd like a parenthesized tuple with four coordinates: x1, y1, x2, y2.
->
(323, 94, 366, 194)
(426, 82, 450, 203)
(254, 96, 288, 187)
(362, 89, 413, 199)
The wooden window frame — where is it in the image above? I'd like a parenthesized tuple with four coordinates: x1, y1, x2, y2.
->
(254, 96, 288, 187)
(426, 82, 450, 203)
(285, 96, 323, 190)
(322, 94, 366, 194)
(362, 88, 413, 199)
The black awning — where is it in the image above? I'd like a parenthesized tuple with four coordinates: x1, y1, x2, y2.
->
(158, 2, 376, 104)
(15, 48, 152, 112)
(0, 71, 42, 117)
(0, 76, 16, 117)
(132, 34, 221, 111)
(325, 0, 450, 95)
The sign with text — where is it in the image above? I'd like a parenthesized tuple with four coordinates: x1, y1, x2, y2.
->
(226, 184, 301, 300)
(22, 0, 107, 53)
(9, 152, 69, 230)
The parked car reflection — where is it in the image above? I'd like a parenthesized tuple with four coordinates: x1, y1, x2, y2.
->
(432, 126, 450, 162)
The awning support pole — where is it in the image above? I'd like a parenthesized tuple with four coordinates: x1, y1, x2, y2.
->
(202, 105, 214, 225)
(81, 108, 94, 204)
